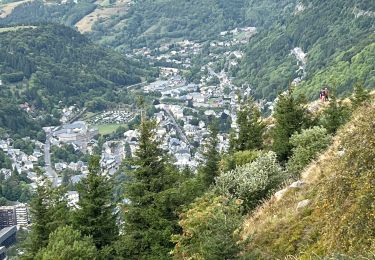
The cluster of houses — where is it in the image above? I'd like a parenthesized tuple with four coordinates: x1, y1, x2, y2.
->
(100, 141, 125, 176)
(218, 26, 257, 45)
(0, 138, 43, 182)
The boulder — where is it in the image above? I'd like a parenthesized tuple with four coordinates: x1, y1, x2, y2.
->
(289, 180, 305, 189)
(297, 199, 310, 209)
(274, 188, 288, 201)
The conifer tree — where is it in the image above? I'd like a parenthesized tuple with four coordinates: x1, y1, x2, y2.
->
(234, 96, 264, 151)
(272, 88, 310, 162)
(72, 156, 118, 251)
(321, 91, 351, 134)
(118, 119, 181, 259)
(25, 183, 51, 257)
(23, 179, 70, 259)
(198, 123, 221, 187)
(351, 82, 370, 108)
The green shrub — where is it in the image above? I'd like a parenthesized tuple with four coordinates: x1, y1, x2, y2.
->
(215, 151, 286, 210)
(287, 126, 332, 177)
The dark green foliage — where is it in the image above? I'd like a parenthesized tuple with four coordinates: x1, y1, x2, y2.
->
(12, 138, 35, 155)
(0, 150, 12, 169)
(0, 0, 95, 27)
(72, 156, 118, 250)
(0, 169, 32, 203)
(23, 181, 70, 259)
(0, 24, 155, 112)
(232, 97, 265, 152)
(51, 144, 88, 164)
(35, 226, 97, 260)
(350, 82, 371, 109)
(320, 92, 351, 134)
(91, 0, 250, 49)
(25, 184, 51, 257)
(118, 119, 182, 259)
(198, 123, 221, 187)
(271, 88, 310, 162)
(0, 98, 42, 138)
(237, 0, 375, 100)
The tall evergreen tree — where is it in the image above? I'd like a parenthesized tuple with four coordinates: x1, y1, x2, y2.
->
(198, 123, 221, 187)
(24, 183, 51, 258)
(321, 91, 351, 134)
(351, 82, 370, 109)
(72, 156, 118, 251)
(118, 119, 181, 259)
(234, 96, 265, 152)
(23, 179, 70, 259)
(272, 88, 310, 162)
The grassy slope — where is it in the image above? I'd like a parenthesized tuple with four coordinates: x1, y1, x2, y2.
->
(241, 102, 375, 258)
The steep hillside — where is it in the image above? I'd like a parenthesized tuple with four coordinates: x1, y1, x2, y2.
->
(0, 0, 96, 27)
(0, 0, 253, 49)
(90, 0, 251, 49)
(0, 24, 156, 111)
(241, 103, 375, 258)
(237, 0, 375, 101)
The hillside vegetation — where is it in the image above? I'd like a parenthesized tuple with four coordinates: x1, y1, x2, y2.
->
(90, 0, 250, 49)
(0, 24, 156, 111)
(237, 0, 375, 100)
(240, 102, 375, 258)
(0, 0, 96, 27)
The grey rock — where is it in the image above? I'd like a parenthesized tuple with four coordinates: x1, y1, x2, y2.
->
(289, 180, 305, 189)
(297, 199, 310, 209)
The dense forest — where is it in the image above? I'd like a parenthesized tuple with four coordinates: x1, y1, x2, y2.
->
(0, 0, 96, 27)
(236, 0, 375, 100)
(0, 24, 157, 111)
(91, 0, 250, 49)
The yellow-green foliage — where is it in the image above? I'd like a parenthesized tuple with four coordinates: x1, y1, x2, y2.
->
(241, 103, 375, 259)
(220, 150, 261, 173)
(173, 194, 242, 259)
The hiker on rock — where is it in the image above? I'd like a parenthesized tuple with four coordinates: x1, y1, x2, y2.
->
(319, 89, 325, 102)
(324, 87, 329, 101)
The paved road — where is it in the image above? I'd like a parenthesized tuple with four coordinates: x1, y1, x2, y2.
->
(163, 108, 191, 149)
(44, 132, 59, 187)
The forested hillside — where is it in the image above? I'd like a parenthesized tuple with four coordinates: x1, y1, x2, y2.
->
(236, 0, 375, 100)
(0, 0, 96, 27)
(90, 0, 250, 49)
(0, 24, 156, 111)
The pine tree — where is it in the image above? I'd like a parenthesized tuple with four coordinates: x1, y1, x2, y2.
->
(198, 123, 221, 187)
(234, 96, 265, 151)
(23, 180, 70, 259)
(118, 119, 181, 259)
(72, 156, 118, 251)
(322, 91, 351, 134)
(351, 82, 370, 108)
(24, 183, 51, 257)
(272, 88, 310, 162)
